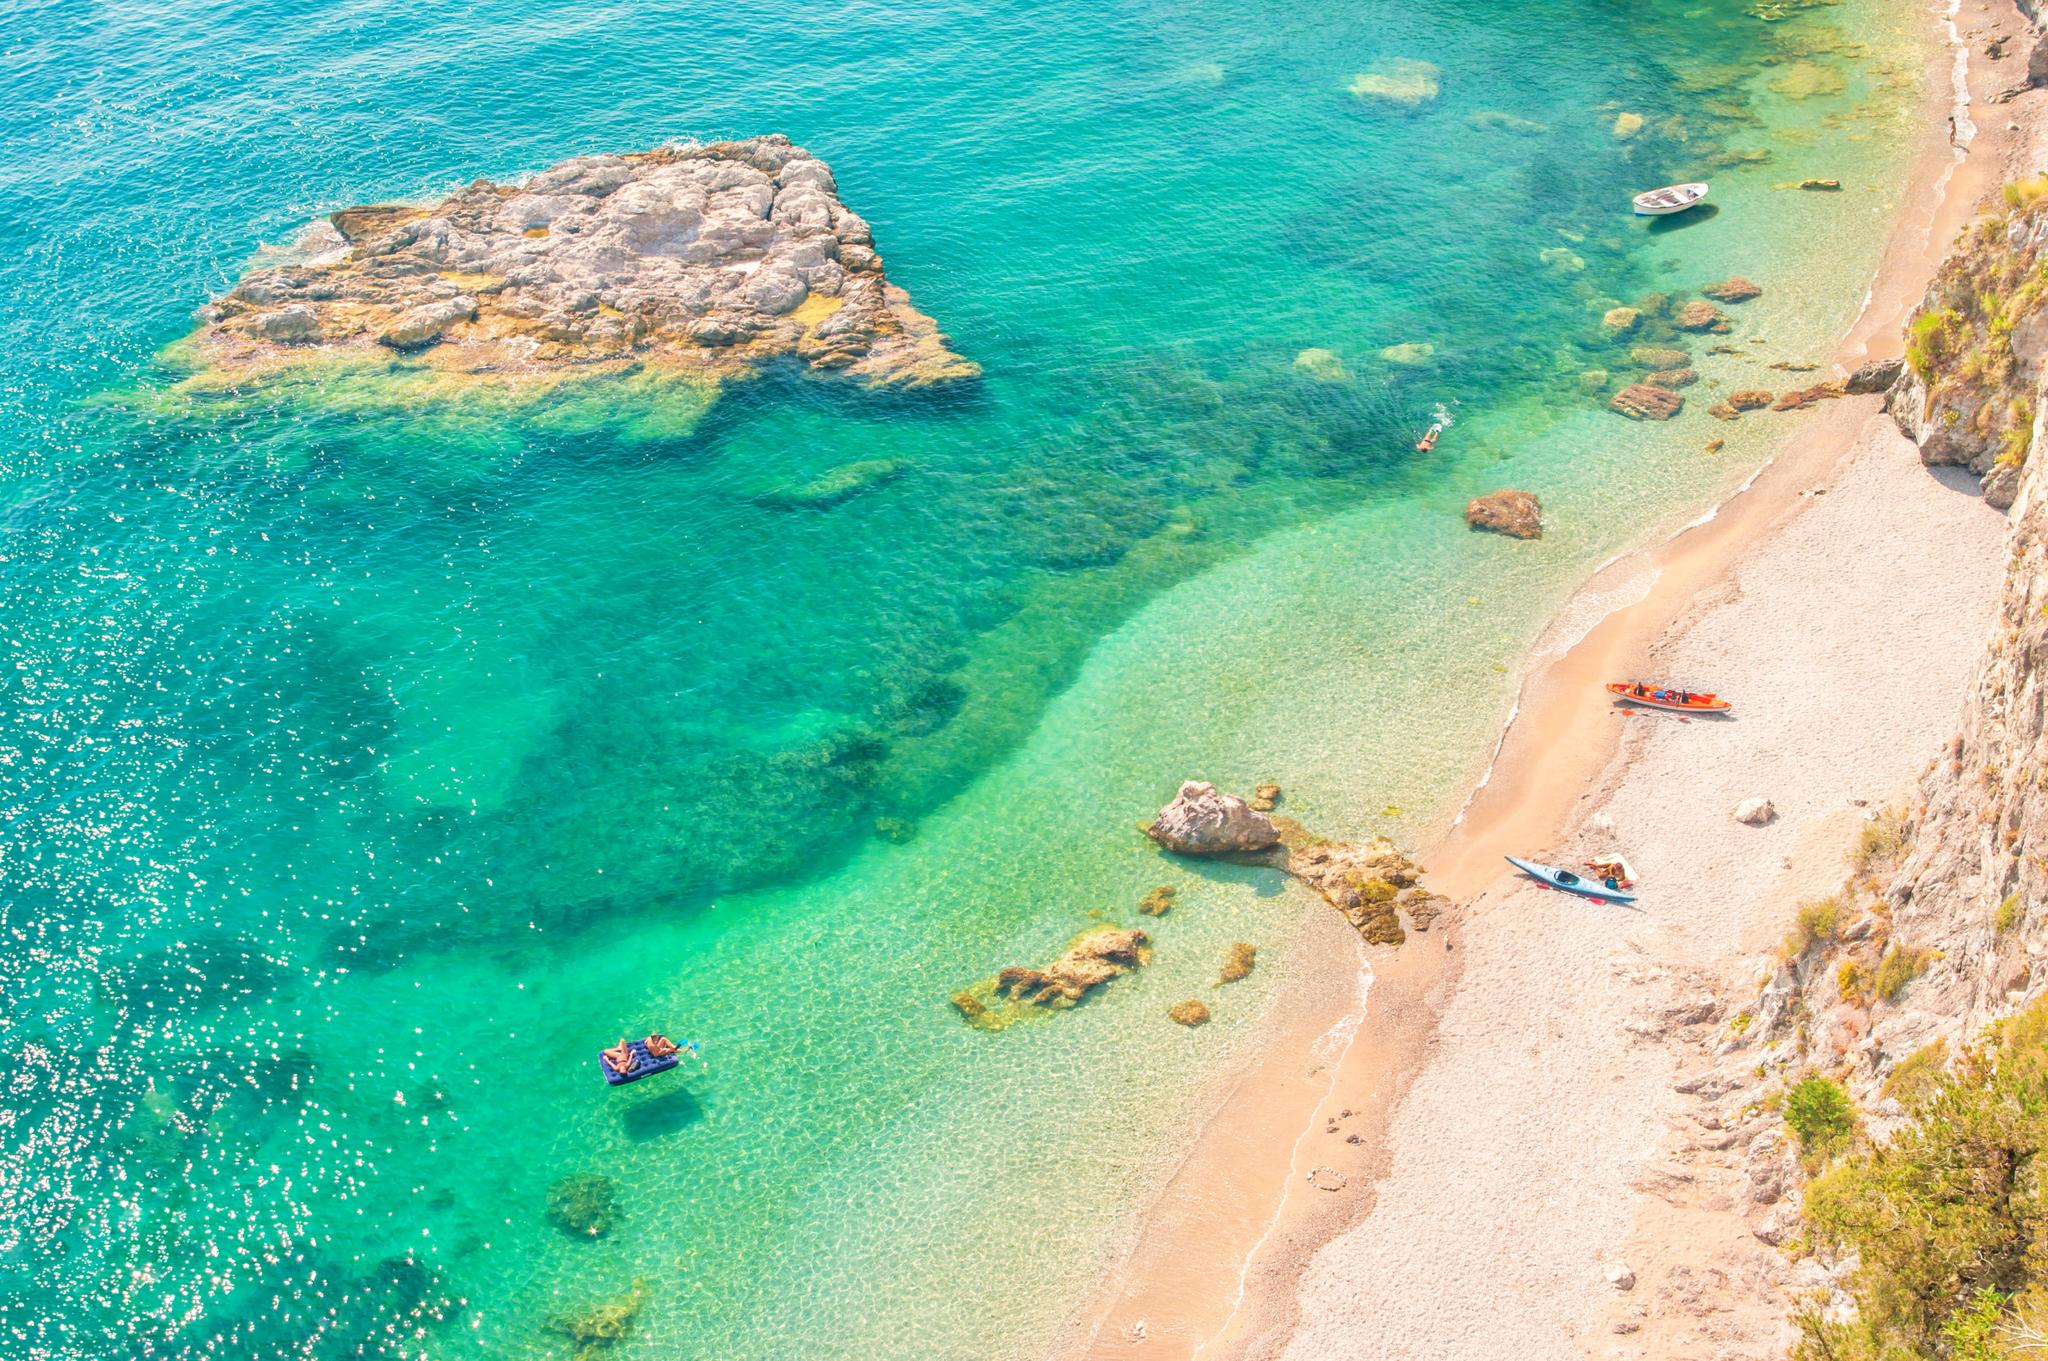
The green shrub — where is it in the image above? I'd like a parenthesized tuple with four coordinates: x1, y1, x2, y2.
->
(1998, 892, 2023, 936)
(1795, 1000, 2048, 1360)
(1784, 896, 1842, 960)
(1874, 943, 1930, 1003)
(1852, 809, 1908, 873)
(1784, 1076, 1856, 1158)
(1838, 958, 1869, 1004)
(1907, 308, 1964, 383)
(1881, 1040, 1948, 1106)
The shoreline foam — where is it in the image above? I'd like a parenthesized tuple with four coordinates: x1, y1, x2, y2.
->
(1056, 0, 2031, 1353)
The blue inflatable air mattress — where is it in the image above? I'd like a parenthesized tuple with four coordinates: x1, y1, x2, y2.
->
(599, 1038, 680, 1086)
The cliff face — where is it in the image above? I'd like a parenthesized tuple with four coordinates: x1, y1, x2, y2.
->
(1752, 197, 2048, 1104)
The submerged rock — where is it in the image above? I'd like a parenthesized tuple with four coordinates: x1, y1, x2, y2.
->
(749, 458, 907, 509)
(1728, 389, 1776, 411)
(1219, 942, 1257, 984)
(1469, 110, 1550, 135)
(1702, 277, 1764, 303)
(546, 1279, 649, 1358)
(1612, 111, 1645, 139)
(1348, 58, 1441, 106)
(1610, 384, 1684, 420)
(1646, 367, 1698, 390)
(545, 1173, 619, 1240)
(1675, 301, 1732, 333)
(1137, 884, 1178, 917)
(191, 135, 978, 393)
(1146, 781, 1280, 854)
(1169, 999, 1212, 1026)
(994, 927, 1151, 1008)
(1465, 489, 1543, 539)
(1249, 782, 1281, 812)
(1630, 345, 1689, 370)
(1380, 341, 1436, 366)
(1774, 380, 1847, 411)
(1602, 307, 1641, 334)
(1293, 347, 1350, 382)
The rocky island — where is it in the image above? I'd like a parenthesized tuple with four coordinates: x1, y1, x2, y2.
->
(187, 135, 978, 394)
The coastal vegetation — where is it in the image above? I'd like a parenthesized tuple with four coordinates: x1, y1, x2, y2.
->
(1793, 1002, 2048, 1361)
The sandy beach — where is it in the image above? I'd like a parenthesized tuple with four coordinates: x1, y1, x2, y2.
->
(1062, 1, 2047, 1356)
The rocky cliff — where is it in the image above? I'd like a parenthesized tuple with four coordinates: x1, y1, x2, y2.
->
(188, 134, 978, 393)
(1754, 193, 2048, 1096)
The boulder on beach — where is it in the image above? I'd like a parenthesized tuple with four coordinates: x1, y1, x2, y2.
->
(1348, 58, 1441, 106)
(1610, 384, 1684, 420)
(1168, 999, 1212, 1027)
(1293, 347, 1350, 382)
(1146, 781, 1281, 854)
(1847, 356, 1904, 394)
(1734, 798, 1777, 826)
(1675, 301, 1732, 333)
(1465, 489, 1543, 539)
(1702, 277, 1764, 304)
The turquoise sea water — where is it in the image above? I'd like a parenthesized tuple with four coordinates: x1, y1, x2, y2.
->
(1, 1, 1925, 1357)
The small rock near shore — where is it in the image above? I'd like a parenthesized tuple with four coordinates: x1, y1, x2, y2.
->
(1219, 942, 1257, 984)
(1734, 797, 1777, 826)
(1610, 384, 1684, 420)
(1168, 999, 1212, 1026)
(1603, 1261, 1638, 1292)
(1465, 489, 1543, 539)
(1146, 781, 1280, 854)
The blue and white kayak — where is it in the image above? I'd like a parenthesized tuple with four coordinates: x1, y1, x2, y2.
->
(1505, 855, 1639, 904)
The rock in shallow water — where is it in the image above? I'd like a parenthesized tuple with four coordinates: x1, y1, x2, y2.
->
(1145, 781, 1280, 854)
(192, 134, 978, 393)
(1610, 384, 1684, 420)
(1465, 489, 1542, 539)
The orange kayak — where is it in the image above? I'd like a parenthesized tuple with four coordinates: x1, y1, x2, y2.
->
(1606, 681, 1731, 714)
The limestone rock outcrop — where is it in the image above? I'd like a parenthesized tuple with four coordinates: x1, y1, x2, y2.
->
(191, 135, 978, 392)
(1145, 781, 1280, 854)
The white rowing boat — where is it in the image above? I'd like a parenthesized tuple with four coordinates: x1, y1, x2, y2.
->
(1632, 181, 1709, 217)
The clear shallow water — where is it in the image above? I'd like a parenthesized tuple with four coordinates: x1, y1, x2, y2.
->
(0, 1, 1924, 1357)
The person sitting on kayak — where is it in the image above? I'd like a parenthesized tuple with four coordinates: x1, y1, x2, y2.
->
(645, 1034, 680, 1060)
(602, 1040, 638, 1075)
(1633, 683, 1648, 697)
